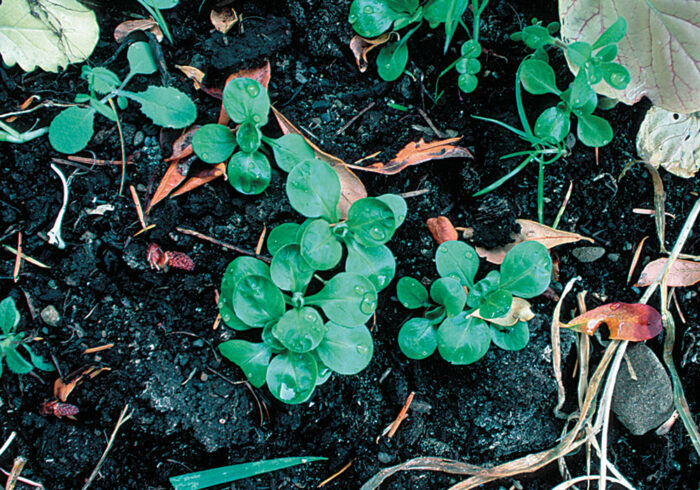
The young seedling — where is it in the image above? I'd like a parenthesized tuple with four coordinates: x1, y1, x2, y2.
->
(218, 158, 406, 404)
(472, 18, 630, 222)
(396, 240, 552, 364)
(136, 0, 178, 43)
(191, 77, 317, 195)
(348, 0, 489, 87)
(48, 41, 196, 155)
(0, 297, 54, 378)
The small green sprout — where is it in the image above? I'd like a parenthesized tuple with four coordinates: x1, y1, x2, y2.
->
(396, 240, 552, 364)
(191, 78, 316, 195)
(0, 297, 54, 378)
(48, 41, 196, 155)
(218, 159, 406, 404)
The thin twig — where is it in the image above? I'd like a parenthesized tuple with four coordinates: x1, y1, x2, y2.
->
(0, 432, 15, 457)
(336, 101, 375, 135)
(417, 108, 445, 138)
(12, 233, 21, 282)
(176, 227, 271, 263)
(318, 459, 355, 488)
(2, 246, 51, 269)
(81, 405, 133, 490)
(5, 456, 26, 490)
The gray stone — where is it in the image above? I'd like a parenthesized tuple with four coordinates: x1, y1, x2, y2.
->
(572, 246, 606, 263)
(612, 343, 674, 435)
(40, 305, 61, 327)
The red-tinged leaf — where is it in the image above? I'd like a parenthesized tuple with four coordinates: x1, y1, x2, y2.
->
(114, 19, 163, 43)
(147, 156, 196, 212)
(635, 258, 700, 288)
(170, 163, 226, 198)
(271, 106, 367, 218)
(564, 303, 662, 341)
(165, 126, 200, 162)
(350, 33, 390, 72)
(165, 251, 195, 271)
(345, 138, 473, 175)
(426, 216, 458, 244)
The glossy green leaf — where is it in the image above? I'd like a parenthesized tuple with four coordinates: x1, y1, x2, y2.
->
(570, 71, 596, 108)
(127, 41, 157, 76)
(89, 98, 117, 122)
(305, 273, 377, 327)
(499, 241, 552, 298)
(461, 39, 481, 58)
(566, 41, 592, 68)
(22, 345, 54, 371)
(142, 0, 178, 9)
(227, 151, 271, 195)
(467, 270, 500, 308)
(234, 275, 285, 327)
(377, 194, 407, 228)
(430, 277, 466, 317)
(82, 67, 120, 94)
(299, 219, 342, 271)
(347, 197, 395, 247)
(267, 223, 301, 256)
(345, 239, 395, 291)
(236, 122, 262, 153)
(169, 457, 326, 490)
(600, 62, 630, 89)
(266, 352, 317, 404)
(398, 318, 437, 359)
(519, 59, 560, 95)
(286, 159, 341, 221)
(377, 42, 408, 82)
(577, 113, 613, 147)
(437, 314, 490, 365)
(435, 241, 479, 288)
(192, 124, 236, 164)
(219, 257, 270, 330)
(313, 352, 333, 385)
(219, 340, 272, 388)
(396, 277, 429, 309)
(222, 78, 270, 126)
(534, 105, 571, 144)
(122, 86, 196, 128)
(478, 290, 513, 319)
(456, 57, 481, 75)
(458, 73, 478, 93)
(519, 24, 552, 50)
(348, 0, 401, 37)
(273, 307, 325, 353)
(592, 17, 627, 50)
(262, 322, 286, 352)
(4, 347, 33, 374)
(0, 297, 20, 335)
(270, 244, 315, 293)
(49, 106, 95, 154)
(594, 45, 618, 62)
(268, 134, 315, 172)
(490, 321, 530, 351)
(317, 322, 373, 375)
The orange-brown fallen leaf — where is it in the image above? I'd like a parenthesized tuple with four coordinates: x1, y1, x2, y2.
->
(170, 163, 226, 198)
(476, 219, 594, 265)
(114, 18, 163, 43)
(345, 137, 472, 175)
(176, 65, 205, 90)
(147, 156, 196, 212)
(212, 62, 272, 126)
(635, 258, 700, 288)
(165, 125, 200, 162)
(426, 216, 458, 244)
(562, 303, 662, 341)
(210, 7, 238, 34)
(54, 366, 111, 402)
(271, 106, 367, 218)
(350, 33, 390, 72)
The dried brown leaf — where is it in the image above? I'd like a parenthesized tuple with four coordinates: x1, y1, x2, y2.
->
(476, 219, 594, 265)
(563, 303, 662, 341)
(635, 258, 700, 288)
(210, 8, 238, 34)
(346, 137, 472, 175)
(426, 216, 458, 244)
(176, 65, 205, 90)
(349, 33, 390, 72)
(147, 156, 196, 212)
(53, 366, 110, 402)
(170, 163, 226, 198)
(271, 106, 367, 218)
(165, 125, 200, 162)
(114, 19, 163, 43)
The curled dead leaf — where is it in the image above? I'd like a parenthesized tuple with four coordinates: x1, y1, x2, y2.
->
(563, 303, 662, 341)
(114, 19, 163, 43)
(54, 366, 110, 402)
(210, 8, 238, 34)
(170, 163, 226, 198)
(147, 156, 196, 212)
(476, 219, 594, 265)
(349, 33, 390, 72)
(176, 65, 205, 90)
(346, 137, 473, 175)
(165, 125, 200, 162)
(473, 298, 535, 327)
(271, 106, 367, 218)
(426, 216, 458, 244)
(635, 258, 700, 288)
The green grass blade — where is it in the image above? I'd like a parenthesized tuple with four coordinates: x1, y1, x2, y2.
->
(169, 456, 326, 490)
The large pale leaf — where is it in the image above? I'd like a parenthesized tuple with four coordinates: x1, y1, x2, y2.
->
(559, 0, 700, 113)
(636, 106, 700, 178)
(0, 0, 99, 72)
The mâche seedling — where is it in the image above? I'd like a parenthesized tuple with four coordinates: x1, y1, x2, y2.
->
(0, 297, 54, 378)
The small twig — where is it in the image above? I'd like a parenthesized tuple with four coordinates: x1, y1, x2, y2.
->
(81, 404, 133, 490)
(206, 367, 269, 426)
(108, 98, 127, 195)
(417, 108, 445, 138)
(2, 246, 51, 269)
(627, 235, 648, 284)
(12, 233, 21, 283)
(0, 432, 16, 457)
(318, 459, 355, 488)
(255, 226, 266, 255)
(336, 101, 375, 135)
(83, 344, 114, 354)
(398, 189, 430, 199)
(176, 227, 271, 263)
(47, 164, 70, 249)
(0, 468, 42, 489)
(5, 456, 27, 490)
(551, 180, 573, 230)
(387, 391, 415, 439)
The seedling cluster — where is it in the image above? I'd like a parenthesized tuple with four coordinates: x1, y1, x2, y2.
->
(0, 297, 54, 378)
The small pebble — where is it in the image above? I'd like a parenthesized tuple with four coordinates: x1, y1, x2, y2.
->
(572, 246, 606, 263)
(192, 339, 205, 348)
(607, 253, 620, 262)
(40, 305, 61, 327)
(133, 131, 144, 146)
(377, 452, 394, 464)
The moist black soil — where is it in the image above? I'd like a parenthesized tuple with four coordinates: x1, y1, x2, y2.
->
(1, 1, 699, 489)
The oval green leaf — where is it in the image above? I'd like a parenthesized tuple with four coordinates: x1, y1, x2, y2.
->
(223, 78, 270, 126)
(234, 275, 285, 327)
(576, 113, 613, 147)
(377, 42, 408, 82)
(430, 277, 467, 317)
(396, 277, 429, 309)
(219, 340, 272, 388)
(499, 241, 552, 298)
(435, 241, 479, 288)
(398, 317, 437, 360)
(305, 273, 377, 327)
(236, 122, 262, 153)
(192, 124, 237, 164)
(127, 41, 157, 76)
(299, 219, 342, 271)
(348, 0, 401, 37)
(266, 352, 318, 404)
(490, 321, 530, 351)
(268, 134, 315, 172)
(317, 322, 373, 375)
(227, 151, 271, 195)
(534, 105, 571, 144)
(270, 244, 315, 293)
(519, 59, 560, 95)
(345, 240, 396, 292)
(0, 297, 20, 335)
(347, 197, 396, 247)
(272, 307, 325, 353)
(267, 223, 301, 256)
(4, 347, 33, 374)
(377, 193, 407, 228)
(49, 106, 95, 154)
(286, 159, 341, 221)
(437, 314, 491, 365)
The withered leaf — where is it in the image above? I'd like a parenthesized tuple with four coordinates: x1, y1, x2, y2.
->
(176, 65, 205, 90)
(147, 156, 196, 212)
(473, 298, 534, 327)
(165, 125, 200, 162)
(170, 163, 226, 198)
(114, 19, 163, 43)
(426, 216, 458, 244)
(54, 366, 110, 402)
(350, 33, 390, 72)
(635, 258, 700, 288)
(563, 303, 662, 341)
(210, 8, 238, 34)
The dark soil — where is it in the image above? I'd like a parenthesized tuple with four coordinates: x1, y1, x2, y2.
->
(1, 0, 699, 489)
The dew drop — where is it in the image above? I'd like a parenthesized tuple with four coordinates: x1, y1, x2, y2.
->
(348, 14, 357, 23)
(279, 382, 297, 401)
(439, 247, 448, 253)
(356, 345, 369, 354)
(246, 82, 260, 97)
(363, 6, 373, 13)
(376, 275, 387, 287)
(223, 314, 231, 322)
(354, 285, 365, 295)
(369, 226, 386, 240)
(304, 311, 316, 322)
(360, 293, 376, 314)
